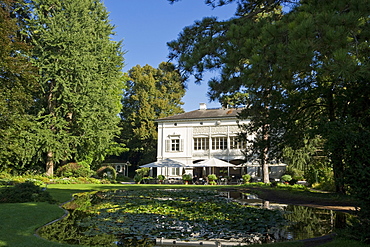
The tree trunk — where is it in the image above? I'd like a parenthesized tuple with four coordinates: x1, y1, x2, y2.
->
(46, 151, 54, 176)
(327, 88, 346, 194)
(331, 149, 346, 194)
(262, 155, 269, 183)
(262, 124, 270, 183)
(46, 81, 55, 177)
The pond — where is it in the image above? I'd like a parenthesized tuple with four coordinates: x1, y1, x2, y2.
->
(38, 189, 349, 247)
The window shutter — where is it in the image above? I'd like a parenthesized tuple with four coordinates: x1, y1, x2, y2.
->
(165, 140, 170, 152)
(180, 139, 184, 152)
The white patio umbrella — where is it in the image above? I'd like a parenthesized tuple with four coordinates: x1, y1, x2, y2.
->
(139, 158, 186, 177)
(194, 158, 235, 167)
(188, 158, 235, 176)
(139, 158, 186, 168)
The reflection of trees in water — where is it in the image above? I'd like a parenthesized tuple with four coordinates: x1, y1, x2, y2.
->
(283, 205, 345, 240)
(39, 191, 348, 245)
(39, 210, 118, 246)
(39, 209, 155, 247)
(39, 193, 155, 247)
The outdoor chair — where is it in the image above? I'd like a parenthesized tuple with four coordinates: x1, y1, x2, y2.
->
(219, 178, 228, 185)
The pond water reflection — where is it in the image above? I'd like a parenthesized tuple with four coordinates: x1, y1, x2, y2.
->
(38, 189, 348, 247)
(219, 191, 347, 241)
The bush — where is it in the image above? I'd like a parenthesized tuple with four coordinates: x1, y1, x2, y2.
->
(207, 174, 217, 181)
(306, 162, 333, 185)
(133, 168, 150, 184)
(157, 175, 165, 181)
(135, 168, 150, 177)
(242, 174, 251, 183)
(281, 174, 292, 182)
(56, 162, 93, 178)
(0, 181, 55, 203)
(182, 174, 192, 181)
(96, 166, 117, 180)
(116, 174, 131, 182)
(134, 174, 143, 184)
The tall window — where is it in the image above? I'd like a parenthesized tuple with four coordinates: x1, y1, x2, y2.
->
(230, 136, 247, 150)
(171, 139, 180, 151)
(165, 138, 183, 152)
(194, 137, 209, 150)
(212, 137, 227, 150)
(172, 167, 181, 176)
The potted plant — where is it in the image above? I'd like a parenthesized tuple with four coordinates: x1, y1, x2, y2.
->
(157, 175, 165, 184)
(134, 168, 150, 184)
(207, 174, 217, 185)
(242, 174, 251, 184)
(182, 174, 192, 185)
(281, 174, 292, 184)
(134, 174, 143, 184)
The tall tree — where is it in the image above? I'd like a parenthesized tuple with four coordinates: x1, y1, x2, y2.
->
(28, 0, 125, 176)
(0, 0, 38, 172)
(278, 0, 370, 193)
(120, 62, 185, 166)
(169, 4, 288, 183)
(167, 0, 369, 191)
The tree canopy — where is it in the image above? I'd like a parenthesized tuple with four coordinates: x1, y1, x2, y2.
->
(168, 0, 369, 192)
(28, 0, 125, 176)
(0, 0, 39, 171)
(0, 0, 125, 175)
(120, 62, 185, 166)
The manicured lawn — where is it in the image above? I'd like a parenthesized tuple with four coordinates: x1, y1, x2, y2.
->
(0, 184, 226, 247)
(0, 184, 135, 247)
(0, 183, 367, 247)
(255, 239, 370, 247)
(0, 202, 72, 247)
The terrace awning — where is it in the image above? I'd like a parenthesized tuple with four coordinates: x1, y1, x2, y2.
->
(189, 158, 235, 168)
(139, 158, 186, 168)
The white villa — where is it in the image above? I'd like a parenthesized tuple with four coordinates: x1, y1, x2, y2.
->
(154, 103, 286, 181)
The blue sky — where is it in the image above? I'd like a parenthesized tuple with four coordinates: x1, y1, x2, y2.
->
(102, 0, 236, 112)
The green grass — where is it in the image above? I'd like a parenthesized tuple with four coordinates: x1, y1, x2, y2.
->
(241, 183, 358, 206)
(0, 202, 73, 247)
(318, 238, 370, 247)
(0, 183, 367, 247)
(257, 241, 304, 247)
(255, 238, 370, 247)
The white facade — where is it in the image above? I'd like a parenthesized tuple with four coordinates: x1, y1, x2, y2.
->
(156, 105, 252, 178)
(154, 104, 286, 180)
(157, 116, 250, 163)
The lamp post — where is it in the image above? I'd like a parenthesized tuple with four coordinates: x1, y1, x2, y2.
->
(125, 161, 131, 177)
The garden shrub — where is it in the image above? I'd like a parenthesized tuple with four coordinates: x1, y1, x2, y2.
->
(0, 171, 12, 180)
(56, 162, 93, 178)
(134, 174, 143, 184)
(242, 174, 251, 183)
(0, 181, 55, 203)
(281, 174, 292, 182)
(96, 166, 117, 180)
(115, 174, 131, 182)
(306, 162, 333, 186)
(135, 168, 150, 177)
(133, 168, 150, 184)
(182, 174, 192, 182)
(207, 174, 217, 181)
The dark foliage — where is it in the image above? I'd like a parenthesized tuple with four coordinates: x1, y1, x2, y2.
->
(56, 162, 92, 178)
(96, 166, 117, 180)
(0, 181, 55, 203)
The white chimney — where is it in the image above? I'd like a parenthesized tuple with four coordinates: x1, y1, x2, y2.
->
(199, 103, 207, 110)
